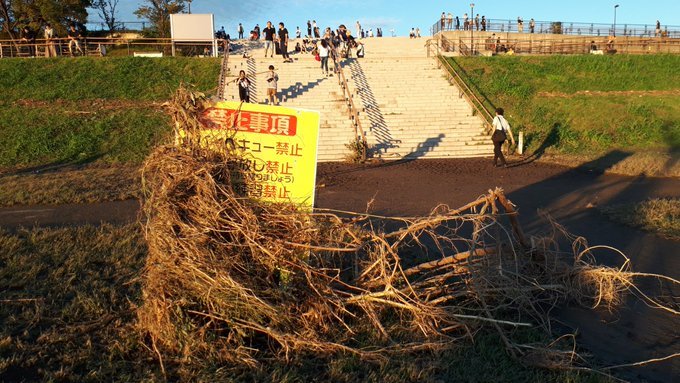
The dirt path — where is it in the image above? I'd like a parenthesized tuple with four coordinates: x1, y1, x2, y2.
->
(0, 157, 678, 381)
(537, 89, 680, 98)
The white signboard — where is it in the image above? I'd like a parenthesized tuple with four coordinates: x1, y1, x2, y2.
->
(170, 13, 217, 57)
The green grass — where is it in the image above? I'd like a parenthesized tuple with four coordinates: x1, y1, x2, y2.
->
(0, 57, 220, 102)
(601, 198, 680, 240)
(0, 225, 611, 382)
(0, 105, 170, 168)
(447, 55, 680, 154)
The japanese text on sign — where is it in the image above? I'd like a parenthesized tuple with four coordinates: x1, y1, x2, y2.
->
(195, 101, 320, 208)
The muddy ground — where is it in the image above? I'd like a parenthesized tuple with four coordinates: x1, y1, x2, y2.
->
(1, 156, 678, 382)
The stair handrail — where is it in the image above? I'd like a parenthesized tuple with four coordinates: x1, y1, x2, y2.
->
(458, 38, 471, 56)
(329, 41, 368, 161)
(216, 39, 230, 100)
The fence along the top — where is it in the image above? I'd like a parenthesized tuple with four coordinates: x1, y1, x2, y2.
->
(84, 20, 151, 32)
(432, 18, 680, 39)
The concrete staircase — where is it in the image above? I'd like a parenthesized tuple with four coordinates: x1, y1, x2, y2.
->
(223, 42, 356, 162)
(344, 37, 493, 159)
(223, 37, 492, 161)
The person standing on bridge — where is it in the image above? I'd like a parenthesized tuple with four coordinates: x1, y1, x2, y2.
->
(491, 108, 515, 168)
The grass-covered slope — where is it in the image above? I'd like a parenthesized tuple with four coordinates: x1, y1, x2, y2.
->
(0, 57, 220, 169)
(447, 55, 680, 155)
(0, 57, 220, 206)
(0, 57, 220, 101)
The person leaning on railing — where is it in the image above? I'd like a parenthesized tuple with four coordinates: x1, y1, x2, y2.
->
(67, 24, 84, 56)
(20, 26, 36, 57)
(44, 23, 57, 57)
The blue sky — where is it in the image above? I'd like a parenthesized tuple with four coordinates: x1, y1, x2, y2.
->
(97, 0, 680, 36)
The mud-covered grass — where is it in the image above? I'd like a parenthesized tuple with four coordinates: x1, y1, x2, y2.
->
(0, 224, 611, 382)
(601, 198, 680, 240)
(0, 165, 140, 207)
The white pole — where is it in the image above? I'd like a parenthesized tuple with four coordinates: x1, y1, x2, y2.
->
(518, 131, 524, 155)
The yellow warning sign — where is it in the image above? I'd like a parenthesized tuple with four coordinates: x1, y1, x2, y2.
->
(195, 101, 320, 208)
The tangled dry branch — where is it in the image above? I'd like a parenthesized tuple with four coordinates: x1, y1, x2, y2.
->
(137, 86, 679, 374)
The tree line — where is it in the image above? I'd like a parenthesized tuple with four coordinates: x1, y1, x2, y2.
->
(0, 0, 188, 40)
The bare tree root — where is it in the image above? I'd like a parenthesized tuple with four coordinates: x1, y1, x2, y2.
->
(137, 85, 680, 375)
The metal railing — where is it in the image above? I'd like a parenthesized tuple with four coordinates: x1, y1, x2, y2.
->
(451, 35, 680, 56)
(217, 39, 230, 100)
(458, 39, 471, 56)
(432, 17, 680, 39)
(329, 42, 368, 161)
(84, 20, 151, 32)
(0, 37, 224, 58)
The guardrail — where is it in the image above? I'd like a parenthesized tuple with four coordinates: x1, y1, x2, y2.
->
(0, 37, 223, 58)
(450, 35, 680, 56)
(84, 20, 151, 32)
(329, 42, 368, 161)
(217, 39, 230, 100)
(432, 17, 680, 39)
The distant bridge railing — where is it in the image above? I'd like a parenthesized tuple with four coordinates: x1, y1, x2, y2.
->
(432, 18, 680, 39)
(0, 37, 226, 58)
(84, 20, 151, 32)
(450, 34, 680, 56)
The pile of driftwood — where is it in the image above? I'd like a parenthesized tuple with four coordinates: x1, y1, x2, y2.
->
(137, 87, 678, 375)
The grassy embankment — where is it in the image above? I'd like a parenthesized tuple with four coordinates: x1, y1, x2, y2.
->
(0, 225, 609, 382)
(601, 198, 680, 240)
(447, 55, 680, 176)
(0, 57, 219, 206)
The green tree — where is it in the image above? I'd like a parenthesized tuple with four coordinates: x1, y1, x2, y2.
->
(134, 0, 186, 38)
(0, 0, 18, 39)
(92, 0, 119, 33)
(0, 0, 91, 38)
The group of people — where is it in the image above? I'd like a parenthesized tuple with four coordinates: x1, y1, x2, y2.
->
(17, 23, 86, 57)
(231, 21, 368, 107)
(440, 12, 537, 33)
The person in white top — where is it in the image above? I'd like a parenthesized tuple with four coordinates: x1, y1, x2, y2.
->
(318, 39, 330, 77)
(491, 107, 515, 167)
(44, 23, 57, 57)
(356, 21, 361, 39)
